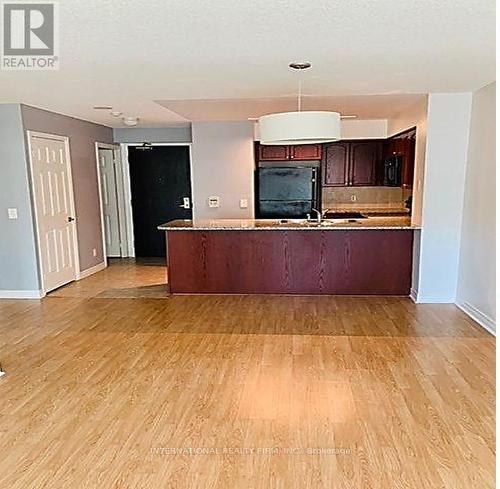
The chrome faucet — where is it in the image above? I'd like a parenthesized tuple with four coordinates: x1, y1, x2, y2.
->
(307, 208, 322, 224)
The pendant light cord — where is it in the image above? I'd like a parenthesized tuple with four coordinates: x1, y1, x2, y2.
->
(289, 62, 311, 112)
(297, 73, 302, 112)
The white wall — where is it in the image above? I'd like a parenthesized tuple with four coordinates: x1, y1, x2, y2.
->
(417, 93, 472, 303)
(388, 96, 428, 226)
(191, 121, 255, 219)
(456, 82, 496, 332)
(388, 97, 428, 298)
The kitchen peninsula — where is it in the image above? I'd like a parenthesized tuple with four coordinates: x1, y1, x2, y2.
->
(159, 217, 416, 295)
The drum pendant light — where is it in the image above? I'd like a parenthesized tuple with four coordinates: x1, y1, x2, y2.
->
(258, 63, 341, 145)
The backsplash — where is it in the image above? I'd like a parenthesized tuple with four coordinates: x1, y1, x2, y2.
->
(322, 186, 406, 206)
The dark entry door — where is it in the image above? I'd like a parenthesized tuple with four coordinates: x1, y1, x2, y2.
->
(128, 146, 192, 257)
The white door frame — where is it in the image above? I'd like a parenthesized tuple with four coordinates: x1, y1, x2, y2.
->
(120, 143, 193, 257)
(27, 130, 80, 294)
(94, 142, 127, 261)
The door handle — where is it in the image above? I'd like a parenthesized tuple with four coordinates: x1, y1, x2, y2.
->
(67, 216, 75, 222)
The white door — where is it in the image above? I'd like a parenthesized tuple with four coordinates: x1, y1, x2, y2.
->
(29, 134, 78, 292)
(98, 148, 121, 257)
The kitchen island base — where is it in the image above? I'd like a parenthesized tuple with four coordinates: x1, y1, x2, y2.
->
(166, 229, 413, 295)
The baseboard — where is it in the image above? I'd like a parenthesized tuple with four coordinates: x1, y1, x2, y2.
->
(456, 301, 496, 336)
(77, 261, 107, 280)
(0, 289, 44, 299)
(409, 288, 418, 303)
(412, 294, 455, 304)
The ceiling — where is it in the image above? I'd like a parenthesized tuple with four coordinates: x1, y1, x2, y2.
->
(0, 0, 495, 128)
(155, 94, 426, 121)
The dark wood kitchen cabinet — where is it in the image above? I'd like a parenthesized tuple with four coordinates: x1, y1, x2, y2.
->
(256, 143, 322, 161)
(322, 140, 383, 187)
(258, 145, 290, 161)
(322, 142, 350, 186)
(385, 128, 416, 188)
(290, 144, 322, 160)
(349, 140, 383, 186)
(166, 229, 414, 295)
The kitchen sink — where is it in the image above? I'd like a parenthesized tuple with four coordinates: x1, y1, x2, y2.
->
(292, 219, 360, 227)
(322, 211, 367, 219)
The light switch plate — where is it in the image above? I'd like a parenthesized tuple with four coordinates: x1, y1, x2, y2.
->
(7, 208, 18, 219)
(240, 198, 248, 209)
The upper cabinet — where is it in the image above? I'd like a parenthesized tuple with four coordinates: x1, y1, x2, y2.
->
(349, 141, 383, 186)
(256, 133, 415, 188)
(290, 144, 322, 160)
(322, 142, 350, 186)
(322, 140, 383, 187)
(257, 143, 322, 161)
(384, 129, 416, 189)
(258, 145, 290, 161)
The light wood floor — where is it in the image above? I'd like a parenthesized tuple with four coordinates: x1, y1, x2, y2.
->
(0, 259, 495, 488)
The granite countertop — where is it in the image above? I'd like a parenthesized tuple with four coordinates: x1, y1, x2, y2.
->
(158, 217, 418, 231)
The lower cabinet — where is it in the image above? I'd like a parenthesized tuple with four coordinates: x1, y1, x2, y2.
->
(167, 229, 414, 295)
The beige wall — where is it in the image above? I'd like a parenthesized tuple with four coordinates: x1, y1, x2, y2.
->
(340, 119, 387, 139)
(456, 82, 496, 331)
(388, 96, 428, 226)
(191, 121, 255, 219)
(322, 187, 404, 206)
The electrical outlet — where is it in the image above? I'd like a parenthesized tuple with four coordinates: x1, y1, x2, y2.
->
(240, 198, 248, 209)
(350, 195, 357, 202)
(92, 248, 97, 257)
(208, 196, 220, 208)
(7, 208, 18, 219)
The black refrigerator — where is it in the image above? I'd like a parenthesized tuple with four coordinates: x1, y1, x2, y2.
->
(256, 167, 320, 218)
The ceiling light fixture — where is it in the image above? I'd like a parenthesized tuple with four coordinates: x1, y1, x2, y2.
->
(110, 110, 123, 117)
(93, 105, 113, 110)
(122, 116, 139, 127)
(258, 63, 341, 145)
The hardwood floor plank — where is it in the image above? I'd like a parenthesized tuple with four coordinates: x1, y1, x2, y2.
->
(0, 259, 494, 488)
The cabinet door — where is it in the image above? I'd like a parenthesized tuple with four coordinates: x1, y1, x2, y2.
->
(350, 141, 382, 186)
(290, 144, 322, 160)
(322, 143, 350, 186)
(401, 137, 416, 188)
(385, 136, 416, 188)
(258, 144, 290, 161)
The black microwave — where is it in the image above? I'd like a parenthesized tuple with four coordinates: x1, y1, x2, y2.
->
(384, 155, 402, 187)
